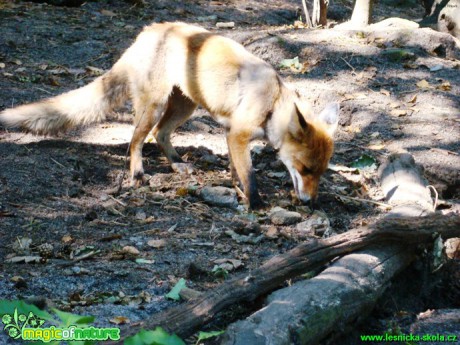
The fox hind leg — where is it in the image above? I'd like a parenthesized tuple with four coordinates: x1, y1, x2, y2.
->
(129, 100, 166, 186)
(153, 87, 197, 174)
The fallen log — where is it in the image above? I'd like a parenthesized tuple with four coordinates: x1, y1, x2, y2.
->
(109, 154, 460, 344)
(222, 153, 442, 344)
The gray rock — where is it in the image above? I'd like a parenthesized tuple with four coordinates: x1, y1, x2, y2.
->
(200, 186, 238, 208)
(296, 210, 332, 237)
(270, 207, 302, 225)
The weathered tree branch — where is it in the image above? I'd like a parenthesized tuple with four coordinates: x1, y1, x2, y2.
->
(109, 213, 460, 344)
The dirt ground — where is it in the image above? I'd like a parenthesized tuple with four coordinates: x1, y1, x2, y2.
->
(0, 0, 459, 344)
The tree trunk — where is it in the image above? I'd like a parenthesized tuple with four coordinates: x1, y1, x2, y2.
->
(351, 0, 374, 27)
(301, 0, 313, 27)
(312, 0, 329, 27)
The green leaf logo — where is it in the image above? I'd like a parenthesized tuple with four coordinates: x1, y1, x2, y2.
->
(1, 308, 45, 339)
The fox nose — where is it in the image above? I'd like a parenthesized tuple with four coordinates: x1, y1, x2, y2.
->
(298, 191, 318, 209)
(298, 192, 311, 204)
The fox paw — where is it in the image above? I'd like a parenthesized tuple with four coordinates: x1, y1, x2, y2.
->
(171, 162, 194, 175)
(249, 195, 266, 210)
(130, 171, 147, 188)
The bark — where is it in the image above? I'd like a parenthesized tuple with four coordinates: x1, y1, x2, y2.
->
(312, 0, 329, 27)
(350, 0, 374, 27)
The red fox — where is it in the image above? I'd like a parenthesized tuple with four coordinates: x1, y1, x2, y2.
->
(0, 22, 339, 209)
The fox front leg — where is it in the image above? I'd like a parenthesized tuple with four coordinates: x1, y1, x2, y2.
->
(226, 130, 264, 210)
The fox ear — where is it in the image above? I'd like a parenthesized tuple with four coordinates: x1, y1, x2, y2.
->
(292, 104, 312, 138)
(318, 102, 339, 136)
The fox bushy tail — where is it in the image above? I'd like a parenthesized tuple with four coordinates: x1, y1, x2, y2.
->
(0, 67, 129, 135)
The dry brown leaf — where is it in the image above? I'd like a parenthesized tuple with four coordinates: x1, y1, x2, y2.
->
(436, 81, 451, 91)
(122, 246, 140, 256)
(0, 63, 5, 69)
(416, 79, 431, 89)
(147, 239, 167, 249)
(408, 95, 417, 103)
(110, 316, 130, 325)
(390, 109, 408, 117)
(390, 102, 400, 109)
(86, 66, 105, 76)
(62, 235, 73, 243)
(176, 187, 188, 197)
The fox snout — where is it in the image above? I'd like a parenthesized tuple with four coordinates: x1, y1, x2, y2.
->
(291, 171, 319, 205)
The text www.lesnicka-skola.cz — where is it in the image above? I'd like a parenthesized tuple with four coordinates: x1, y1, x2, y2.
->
(360, 333, 458, 343)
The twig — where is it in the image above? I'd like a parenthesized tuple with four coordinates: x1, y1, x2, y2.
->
(34, 87, 53, 95)
(72, 250, 100, 262)
(50, 157, 67, 169)
(341, 57, 355, 72)
(398, 89, 417, 95)
(108, 194, 128, 207)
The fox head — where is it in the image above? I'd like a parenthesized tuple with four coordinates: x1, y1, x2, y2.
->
(279, 102, 339, 204)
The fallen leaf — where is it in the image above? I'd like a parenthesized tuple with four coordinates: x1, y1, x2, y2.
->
(166, 278, 187, 301)
(62, 235, 73, 243)
(293, 20, 308, 29)
(101, 9, 116, 16)
(213, 258, 243, 270)
(176, 187, 188, 196)
(416, 79, 431, 89)
(147, 239, 167, 249)
(390, 109, 408, 117)
(0, 62, 5, 69)
(436, 81, 451, 91)
(122, 246, 140, 256)
(197, 330, 225, 343)
(110, 316, 130, 325)
(408, 95, 417, 103)
(86, 66, 105, 76)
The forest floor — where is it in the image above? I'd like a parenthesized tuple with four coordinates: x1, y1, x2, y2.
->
(0, 0, 459, 344)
